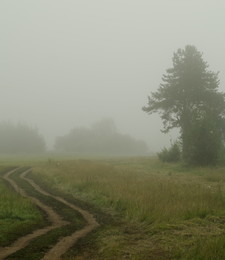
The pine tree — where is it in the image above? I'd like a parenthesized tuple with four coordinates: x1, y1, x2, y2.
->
(143, 45, 225, 165)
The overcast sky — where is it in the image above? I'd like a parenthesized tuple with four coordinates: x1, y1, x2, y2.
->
(1, 0, 225, 151)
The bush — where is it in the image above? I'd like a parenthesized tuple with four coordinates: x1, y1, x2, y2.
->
(158, 142, 181, 162)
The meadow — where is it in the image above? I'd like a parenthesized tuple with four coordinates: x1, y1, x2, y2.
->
(2, 157, 225, 259)
(30, 157, 225, 259)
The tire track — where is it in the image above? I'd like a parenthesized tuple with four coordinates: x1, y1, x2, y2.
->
(0, 168, 68, 260)
(0, 168, 99, 260)
(22, 170, 99, 260)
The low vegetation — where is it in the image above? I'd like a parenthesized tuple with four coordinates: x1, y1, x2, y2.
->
(2, 158, 225, 259)
(33, 159, 224, 223)
(158, 142, 181, 163)
(31, 157, 225, 259)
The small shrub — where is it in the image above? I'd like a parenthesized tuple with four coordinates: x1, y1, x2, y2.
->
(158, 142, 181, 162)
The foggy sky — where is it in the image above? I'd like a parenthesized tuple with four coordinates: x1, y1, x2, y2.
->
(1, 0, 225, 151)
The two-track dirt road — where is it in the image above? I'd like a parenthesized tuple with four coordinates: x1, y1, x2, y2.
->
(0, 168, 99, 260)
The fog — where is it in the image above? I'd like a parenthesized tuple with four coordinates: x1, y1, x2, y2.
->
(1, 0, 225, 152)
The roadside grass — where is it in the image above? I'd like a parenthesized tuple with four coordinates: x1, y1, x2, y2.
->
(31, 158, 225, 259)
(0, 167, 45, 246)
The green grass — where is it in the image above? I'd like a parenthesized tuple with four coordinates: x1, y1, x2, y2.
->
(32, 158, 225, 224)
(0, 167, 45, 246)
(185, 235, 225, 260)
(2, 157, 225, 259)
(31, 157, 225, 259)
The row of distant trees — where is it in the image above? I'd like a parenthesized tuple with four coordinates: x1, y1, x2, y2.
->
(0, 122, 45, 154)
(55, 119, 148, 156)
(0, 119, 148, 155)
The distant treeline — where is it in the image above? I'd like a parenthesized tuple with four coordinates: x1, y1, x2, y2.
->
(0, 122, 45, 154)
(0, 119, 148, 156)
(55, 119, 148, 156)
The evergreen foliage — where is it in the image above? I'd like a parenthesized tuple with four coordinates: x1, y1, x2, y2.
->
(158, 142, 181, 162)
(143, 45, 225, 165)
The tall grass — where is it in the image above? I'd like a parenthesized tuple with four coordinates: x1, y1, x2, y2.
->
(33, 159, 225, 225)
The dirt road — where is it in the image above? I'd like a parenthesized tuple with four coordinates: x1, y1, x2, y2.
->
(0, 168, 99, 260)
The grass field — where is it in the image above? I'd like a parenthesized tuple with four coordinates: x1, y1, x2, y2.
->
(30, 157, 225, 259)
(31, 158, 225, 222)
(2, 157, 225, 259)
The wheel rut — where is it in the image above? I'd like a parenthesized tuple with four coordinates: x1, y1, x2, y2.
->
(0, 168, 99, 260)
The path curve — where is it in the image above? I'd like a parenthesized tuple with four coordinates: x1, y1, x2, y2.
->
(0, 168, 99, 260)
(22, 170, 99, 260)
(0, 168, 68, 260)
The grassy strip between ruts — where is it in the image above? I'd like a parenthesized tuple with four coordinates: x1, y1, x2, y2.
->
(31, 158, 225, 259)
(0, 166, 46, 247)
(5, 168, 87, 260)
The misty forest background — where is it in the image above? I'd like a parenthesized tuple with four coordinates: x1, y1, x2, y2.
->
(0, 119, 148, 156)
(1, 45, 225, 166)
(0, 45, 225, 165)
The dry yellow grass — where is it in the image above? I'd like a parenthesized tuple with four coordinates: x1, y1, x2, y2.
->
(32, 158, 225, 224)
